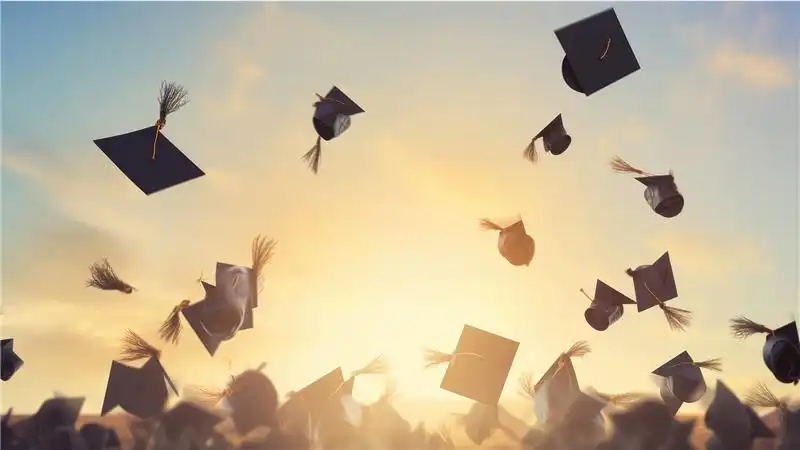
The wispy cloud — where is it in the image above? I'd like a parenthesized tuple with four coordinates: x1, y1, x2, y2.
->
(705, 44, 793, 91)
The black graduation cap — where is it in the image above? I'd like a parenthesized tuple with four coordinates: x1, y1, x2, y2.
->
(611, 156, 684, 218)
(652, 351, 721, 414)
(705, 380, 775, 447)
(626, 251, 691, 332)
(424, 325, 519, 405)
(523, 114, 572, 164)
(79, 423, 122, 450)
(1, 409, 27, 450)
(730, 317, 800, 385)
(160, 402, 223, 443)
(219, 366, 279, 436)
(181, 277, 254, 357)
(555, 8, 640, 96)
(93, 81, 205, 195)
(480, 218, 535, 267)
(303, 85, 365, 174)
(1, 338, 24, 381)
(101, 331, 178, 419)
(580, 280, 635, 331)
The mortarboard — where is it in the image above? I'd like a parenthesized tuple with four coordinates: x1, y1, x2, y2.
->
(652, 351, 721, 409)
(626, 251, 691, 332)
(79, 423, 122, 450)
(160, 402, 223, 443)
(101, 331, 178, 419)
(24, 396, 86, 437)
(562, 390, 608, 426)
(519, 341, 590, 426)
(1, 338, 24, 381)
(424, 325, 519, 405)
(523, 114, 572, 164)
(611, 156, 684, 218)
(159, 236, 276, 348)
(730, 317, 800, 385)
(580, 280, 635, 331)
(603, 399, 679, 449)
(480, 218, 535, 267)
(221, 366, 279, 436)
(93, 81, 204, 195)
(555, 8, 640, 96)
(705, 380, 775, 447)
(303, 85, 365, 174)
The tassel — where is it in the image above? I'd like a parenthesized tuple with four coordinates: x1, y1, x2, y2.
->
(610, 156, 652, 176)
(479, 218, 504, 231)
(597, 392, 642, 407)
(159, 300, 191, 345)
(251, 235, 277, 294)
(351, 355, 389, 377)
(152, 81, 189, 160)
(302, 137, 322, 174)
(423, 348, 484, 369)
(625, 268, 635, 277)
(579, 288, 593, 302)
(119, 330, 161, 363)
(563, 340, 591, 359)
(692, 358, 722, 372)
(642, 280, 692, 332)
(86, 259, 135, 294)
(730, 316, 774, 340)
(517, 372, 536, 399)
(744, 382, 787, 410)
(523, 139, 538, 164)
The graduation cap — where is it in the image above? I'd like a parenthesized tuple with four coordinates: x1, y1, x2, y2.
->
(558, 389, 609, 444)
(101, 330, 179, 419)
(518, 341, 590, 426)
(580, 280, 635, 331)
(19, 395, 85, 442)
(303, 85, 365, 174)
(160, 402, 223, 444)
(85, 258, 136, 294)
(216, 364, 279, 436)
(730, 317, 800, 385)
(455, 403, 501, 445)
(555, 8, 640, 96)
(1, 409, 27, 450)
(480, 218, 535, 267)
(611, 156, 684, 218)
(523, 114, 572, 164)
(160, 236, 276, 349)
(79, 423, 122, 450)
(1, 338, 24, 381)
(602, 398, 679, 449)
(424, 325, 519, 405)
(626, 251, 690, 332)
(652, 351, 721, 416)
(705, 380, 775, 447)
(94, 81, 204, 195)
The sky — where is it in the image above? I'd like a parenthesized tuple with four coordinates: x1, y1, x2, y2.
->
(1, 0, 798, 428)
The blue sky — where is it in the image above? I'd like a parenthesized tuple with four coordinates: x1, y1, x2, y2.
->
(1, 1, 798, 425)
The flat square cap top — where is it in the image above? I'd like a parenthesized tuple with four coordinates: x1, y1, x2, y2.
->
(631, 251, 678, 312)
(161, 402, 223, 440)
(321, 86, 365, 116)
(555, 8, 640, 96)
(652, 351, 701, 381)
(534, 357, 582, 426)
(94, 126, 205, 195)
(288, 367, 347, 414)
(593, 280, 635, 306)
(772, 321, 799, 344)
(440, 325, 519, 405)
(636, 174, 675, 188)
(535, 114, 566, 141)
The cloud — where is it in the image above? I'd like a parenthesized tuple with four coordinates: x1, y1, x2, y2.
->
(646, 230, 773, 281)
(705, 45, 793, 91)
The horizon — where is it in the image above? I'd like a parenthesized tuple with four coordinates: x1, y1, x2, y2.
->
(1, 2, 798, 417)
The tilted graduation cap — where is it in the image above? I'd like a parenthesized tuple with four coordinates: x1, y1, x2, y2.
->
(160, 402, 223, 444)
(101, 330, 179, 419)
(480, 218, 535, 267)
(303, 85, 365, 174)
(1, 338, 24, 381)
(518, 341, 590, 426)
(217, 365, 279, 436)
(580, 280, 635, 331)
(79, 423, 122, 450)
(555, 8, 640, 96)
(730, 317, 800, 385)
(93, 81, 204, 195)
(652, 351, 722, 415)
(159, 236, 276, 350)
(705, 380, 775, 448)
(424, 325, 519, 405)
(626, 251, 691, 332)
(19, 395, 85, 440)
(523, 114, 572, 164)
(611, 156, 684, 218)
